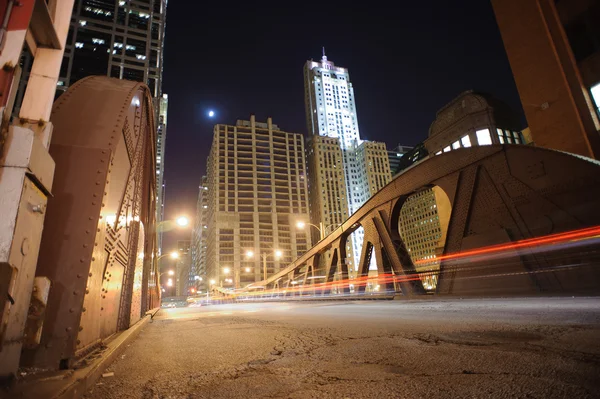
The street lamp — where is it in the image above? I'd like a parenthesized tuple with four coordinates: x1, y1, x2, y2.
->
(176, 216, 189, 227)
(156, 215, 191, 233)
(296, 220, 339, 240)
(246, 249, 283, 281)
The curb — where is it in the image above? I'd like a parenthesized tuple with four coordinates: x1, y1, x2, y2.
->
(55, 307, 160, 399)
(6, 307, 160, 399)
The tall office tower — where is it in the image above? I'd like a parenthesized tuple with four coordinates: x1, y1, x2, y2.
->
(191, 176, 209, 292)
(177, 240, 191, 296)
(205, 116, 311, 289)
(387, 145, 414, 177)
(351, 141, 392, 270)
(304, 51, 390, 271)
(156, 93, 168, 252)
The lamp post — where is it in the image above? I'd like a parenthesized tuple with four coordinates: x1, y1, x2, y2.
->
(296, 221, 340, 240)
(246, 249, 282, 281)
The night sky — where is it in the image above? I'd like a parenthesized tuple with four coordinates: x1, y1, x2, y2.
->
(160, 1, 524, 250)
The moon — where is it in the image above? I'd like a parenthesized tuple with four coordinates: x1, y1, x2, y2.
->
(208, 110, 215, 118)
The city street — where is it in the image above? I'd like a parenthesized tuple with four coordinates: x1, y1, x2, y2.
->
(83, 298, 600, 399)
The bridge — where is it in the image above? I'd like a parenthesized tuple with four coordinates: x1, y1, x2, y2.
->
(239, 144, 600, 299)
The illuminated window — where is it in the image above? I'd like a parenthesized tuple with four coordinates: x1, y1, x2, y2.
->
(591, 83, 600, 116)
(452, 140, 460, 150)
(443, 146, 451, 153)
(461, 135, 471, 147)
(476, 129, 492, 145)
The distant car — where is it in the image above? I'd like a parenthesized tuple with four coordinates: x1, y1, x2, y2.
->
(161, 296, 188, 308)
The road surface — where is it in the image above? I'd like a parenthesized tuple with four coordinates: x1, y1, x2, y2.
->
(84, 297, 600, 399)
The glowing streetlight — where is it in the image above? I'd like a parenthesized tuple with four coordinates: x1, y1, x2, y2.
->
(274, 250, 283, 258)
(176, 216, 189, 227)
(245, 267, 251, 273)
(296, 221, 306, 229)
(170, 251, 179, 259)
(167, 270, 174, 276)
(223, 267, 230, 274)
(209, 279, 216, 285)
(167, 279, 173, 287)
(246, 250, 254, 258)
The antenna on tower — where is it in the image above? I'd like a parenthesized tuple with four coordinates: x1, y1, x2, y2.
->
(322, 47, 327, 62)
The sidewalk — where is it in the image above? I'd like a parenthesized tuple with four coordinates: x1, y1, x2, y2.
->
(0, 308, 160, 399)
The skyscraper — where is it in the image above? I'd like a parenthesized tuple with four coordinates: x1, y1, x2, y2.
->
(191, 176, 208, 292)
(156, 93, 168, 251)
(304, 51, 391, 271)
(205, 116, 311, 288)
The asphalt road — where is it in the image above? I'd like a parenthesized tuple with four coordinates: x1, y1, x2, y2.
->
(84, 297, 600, 399)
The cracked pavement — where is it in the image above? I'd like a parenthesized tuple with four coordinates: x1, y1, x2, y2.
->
(83, 298, 600, 399)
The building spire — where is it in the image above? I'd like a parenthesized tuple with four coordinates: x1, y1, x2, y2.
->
(322, 46, 327, 62)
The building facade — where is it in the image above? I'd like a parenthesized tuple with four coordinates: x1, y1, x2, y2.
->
(177, 239, 191, 296)
(425, 90, 524, 155)
(387, 145, 414, 176)
(156, 93, 168, 252)
(492, 0, 600, 159)
(191, 176, 208, 293)
(304, 52, 391, 273)
(205, 116, 311, 288)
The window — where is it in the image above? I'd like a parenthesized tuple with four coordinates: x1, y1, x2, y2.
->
(460, 135, 471, 148)
(476, 129, 492, 146)
(591, 83, 600, 117)
(452, 140, 460, 150)
(443, 146, 451, 153)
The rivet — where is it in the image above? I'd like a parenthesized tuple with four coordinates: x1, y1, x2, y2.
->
(86, 230, 91, 234)
(69, 308, 75, 312)
(92, 202, 96, 206)
(82, 307, 86, 312)
(66, 327, 72, 332)
(80, 258, 85, 263)
(72, 291, 78, 296)
(83, 244, 88, 248)
(85, 289, 90, 294)
(89, 273, 93, 277)
(101, 307, 104, 311)
(92, 257, 96, 261)
(79, 326, 83, 331)
(77, 274, 82, 278)
(76, 340, 81, 345)
(88, 217, 93, 220)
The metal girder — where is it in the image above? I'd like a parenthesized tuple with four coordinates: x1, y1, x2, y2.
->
(19, 76, 158, 370)
(239, 145, 600, 298)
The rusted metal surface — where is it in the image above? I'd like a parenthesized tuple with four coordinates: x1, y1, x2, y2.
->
(248, 145, 600, 297)
(20, 76, 159, 370)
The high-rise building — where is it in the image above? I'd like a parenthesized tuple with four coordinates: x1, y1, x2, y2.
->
(388, 145, 414, 177)
(156, 93, 168, 252)
(304, 51, 391, 271)
(491, 0, 600, 159)
(177, 239, 191, 296)
(205, 116, 311, 288)
(305, 135, 349, 243)
(191, 176, 208, 292)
